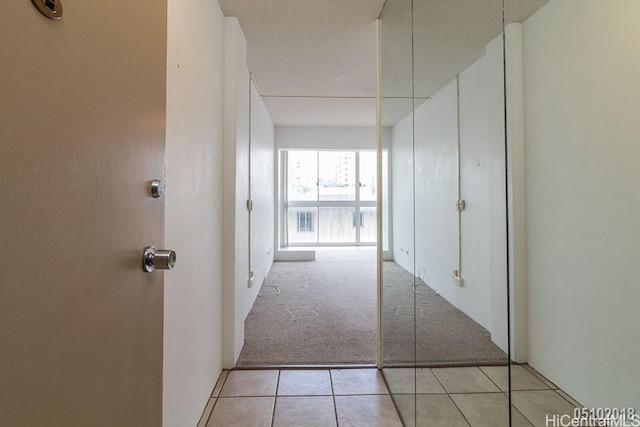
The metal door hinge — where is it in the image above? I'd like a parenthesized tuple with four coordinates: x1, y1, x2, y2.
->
(247, 198, 254, 212)
(456, 199, 466, 212)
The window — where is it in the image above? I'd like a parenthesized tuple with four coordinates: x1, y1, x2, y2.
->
(296, 210, 315, 232)
(282, 149, 386, 246)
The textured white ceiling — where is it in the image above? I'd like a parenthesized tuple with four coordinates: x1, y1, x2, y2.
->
(218, 0, 548, 127)
(263, 97, 377, 127)
(218, 0, 382, 127)
(218, 0, 383, 97)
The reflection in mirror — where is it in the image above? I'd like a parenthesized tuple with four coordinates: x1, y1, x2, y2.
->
(379, 0, 416, 424)
(378, 0, 539, 425)
(380, 0, 640, 425)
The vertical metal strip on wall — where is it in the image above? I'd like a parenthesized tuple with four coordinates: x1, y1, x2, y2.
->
(248, 73, 253, 287)
(456, 75, 463, 283)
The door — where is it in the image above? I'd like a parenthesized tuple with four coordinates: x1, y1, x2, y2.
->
(0, 2, 167, 426)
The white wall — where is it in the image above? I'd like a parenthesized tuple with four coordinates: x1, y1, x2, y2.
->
(249, 80, 275, 316)
(276, 126, 377, 150)
(522, 0, 640, 408)
(222, 18, 275, 368)
(222, 17, 250, 369)
(164, 0, 225, 425)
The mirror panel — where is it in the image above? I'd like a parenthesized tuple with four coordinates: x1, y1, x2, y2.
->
(380, 1, 640, 425)
(379, 0, 511, 425)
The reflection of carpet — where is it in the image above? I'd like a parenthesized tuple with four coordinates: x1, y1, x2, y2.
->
(235, 251, 506, 367)
(382, 262, 507, 365)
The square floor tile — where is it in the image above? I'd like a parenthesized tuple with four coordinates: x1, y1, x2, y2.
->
(335, 395, 403, 426)
(451, 393, 532, 427)
(278, 370, 332, 396)
(511, 390, 576, 426)
(382, 368, 446, 394)
(197, 398, 215, 427)
(331, 369, 388, 395)
(206, 397, 274, 427)
(220, 370, 279, 397)
(273, 396, 337, 427)
(432, 367, 500, 393)
(394, 394, 469, 427)
(480, 365, 550, 391)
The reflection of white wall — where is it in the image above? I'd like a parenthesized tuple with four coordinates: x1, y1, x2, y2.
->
(523, 0, 640, 408)
(413, 82, 459, 315)
(390, 36, 509, 347)
(391, 0, 640, 409)
(391, 112, 415, 269)
(458, 50, 492, 341)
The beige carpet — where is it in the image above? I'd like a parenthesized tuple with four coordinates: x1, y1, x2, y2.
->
(235, 250, 506, 367)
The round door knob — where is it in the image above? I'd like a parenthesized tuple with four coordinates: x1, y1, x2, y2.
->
(142, 246, 176, 273)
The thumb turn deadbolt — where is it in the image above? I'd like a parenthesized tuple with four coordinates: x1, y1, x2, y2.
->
(142, 246, 176, 273)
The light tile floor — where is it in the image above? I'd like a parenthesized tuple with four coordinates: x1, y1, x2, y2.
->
(198, 365, 581, 427)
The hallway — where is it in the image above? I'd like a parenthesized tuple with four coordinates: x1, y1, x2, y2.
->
(237, 249, 505, 367)
(3, 1, 638, 425)
(237, 249, 377, 366)
(199, 366, 579, 426)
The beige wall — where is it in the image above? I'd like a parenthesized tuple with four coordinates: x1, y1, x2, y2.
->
(0, 1, 167, 425)
(163, 0, 226, 425)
